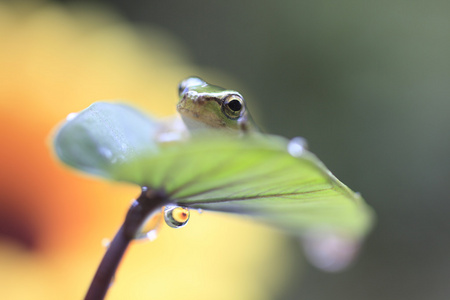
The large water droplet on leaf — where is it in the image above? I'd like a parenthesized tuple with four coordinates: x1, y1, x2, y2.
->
(164, 205, 190, 228)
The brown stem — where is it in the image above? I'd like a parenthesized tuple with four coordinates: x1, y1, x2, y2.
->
(85, 187, 168, 300)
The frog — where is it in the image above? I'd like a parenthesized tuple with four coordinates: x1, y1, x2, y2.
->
(176, 77, 257, 133)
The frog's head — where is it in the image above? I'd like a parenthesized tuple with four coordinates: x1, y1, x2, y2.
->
(177, 77, 251, 131)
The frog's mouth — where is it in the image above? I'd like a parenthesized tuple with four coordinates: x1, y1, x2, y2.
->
(178, 108, 226, 129)
(177, 97, 228, 129)
(176, 96, 198, 118)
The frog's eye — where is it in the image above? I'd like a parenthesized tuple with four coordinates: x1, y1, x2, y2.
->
(178, 77, 205, 96)
(222, 95, 244, 120)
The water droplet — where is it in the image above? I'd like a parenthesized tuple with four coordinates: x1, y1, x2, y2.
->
(101, 238, 111, 248)
(135, 211, 163, 241)
(98, 146, 113, 159)
(109, 275, 115, 288)
(66, 112, 78, 121)
(164, 205, 190, 228)
(287, 137, 308, 157)
(197, 208, 204, 214)
(300, 229, 360, 272)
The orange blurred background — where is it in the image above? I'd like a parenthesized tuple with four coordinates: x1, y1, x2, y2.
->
(0, 2, 293, 299)
(19, 0, 450, 299)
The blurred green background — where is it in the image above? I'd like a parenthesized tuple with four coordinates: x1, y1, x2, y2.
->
(52, 0, 450, 298)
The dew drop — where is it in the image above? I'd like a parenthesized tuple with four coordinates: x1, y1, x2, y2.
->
(300, 229, 360, 272)
(135, 211, 163, 241)
(109, 275, 115, 288)
(164, 205, 190, 228)
(101, 238, 111, 248)
(98, 146, 113, 159)
(287, 137, 308, 157)
(66, 112, 78, 121)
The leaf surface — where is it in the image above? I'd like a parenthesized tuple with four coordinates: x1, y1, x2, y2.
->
(54, 102, 373, 241)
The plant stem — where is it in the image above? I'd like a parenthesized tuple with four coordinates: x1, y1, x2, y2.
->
(85, 187, 168, 300)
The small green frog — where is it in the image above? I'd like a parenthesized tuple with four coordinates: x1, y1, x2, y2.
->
(177, 77, 257, 133)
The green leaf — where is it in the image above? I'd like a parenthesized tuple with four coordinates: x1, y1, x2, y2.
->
(53, 102, 374, 269)
(115, 134, 372, 238)
(54, 102, 160, 178)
